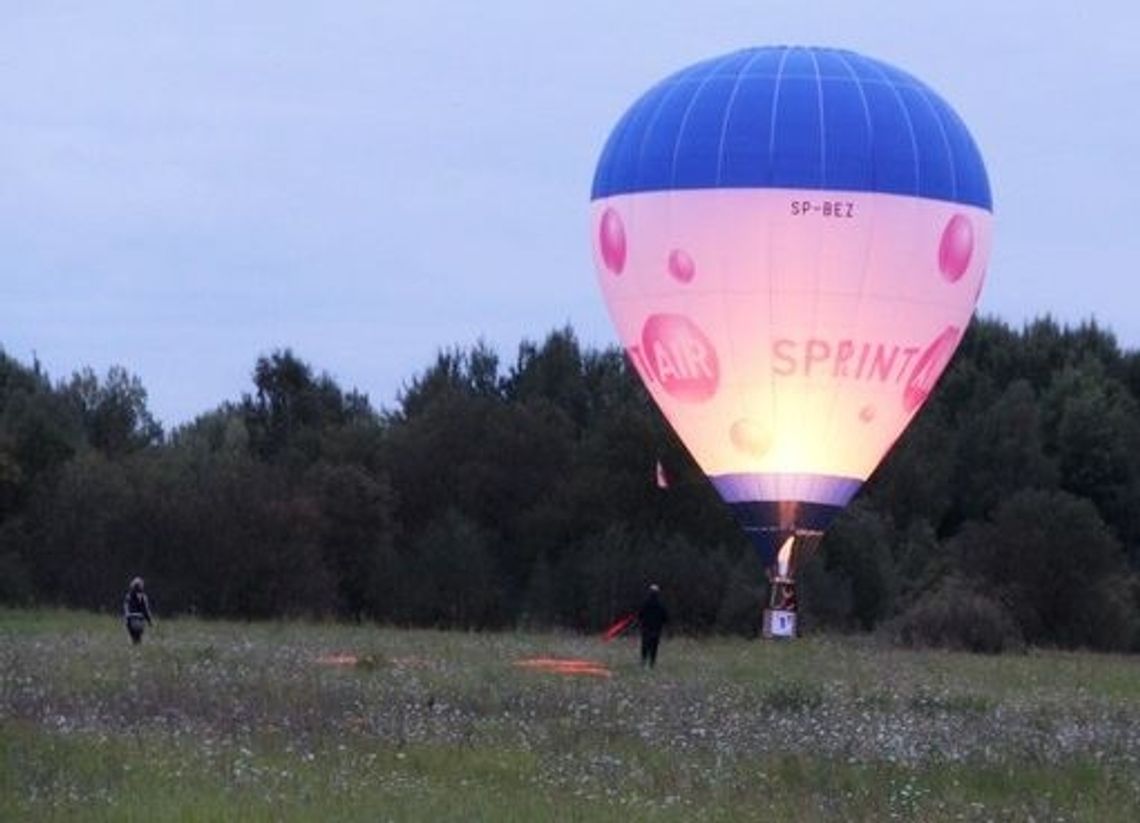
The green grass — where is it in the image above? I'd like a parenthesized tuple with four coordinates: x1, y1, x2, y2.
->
(2, 609, 1139, 820)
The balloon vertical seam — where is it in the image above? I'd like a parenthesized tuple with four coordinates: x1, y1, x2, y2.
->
(807, 47, 827, 187)
(668, 56, 732, 191)
(911, 81, 960, 204)
(630, 64, 699, 195)
(713, 50, 766, 189)
(766, 48, 793, 187)
(825, 50, 880, 459)
(862, 56, 922, 198)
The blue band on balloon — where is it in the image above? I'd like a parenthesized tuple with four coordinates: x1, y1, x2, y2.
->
(711, 472, 862, 507)
(591, 46, 991, 210)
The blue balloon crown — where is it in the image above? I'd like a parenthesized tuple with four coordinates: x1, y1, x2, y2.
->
(592, 46, 991, 210)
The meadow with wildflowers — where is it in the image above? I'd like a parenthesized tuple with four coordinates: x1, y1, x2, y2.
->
(2, 609, 1139, 821)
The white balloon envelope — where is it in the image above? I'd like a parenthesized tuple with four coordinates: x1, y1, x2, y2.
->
(590, 47, 992, 572)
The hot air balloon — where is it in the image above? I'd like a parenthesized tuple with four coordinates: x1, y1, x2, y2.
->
(590, 47, 992, 637)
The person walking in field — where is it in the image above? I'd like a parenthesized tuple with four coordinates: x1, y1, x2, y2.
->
(638, 584, 669, 669)
(123, 577, 154, 645)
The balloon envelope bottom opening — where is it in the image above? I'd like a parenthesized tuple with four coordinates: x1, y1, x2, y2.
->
(745, 528, 825, 578)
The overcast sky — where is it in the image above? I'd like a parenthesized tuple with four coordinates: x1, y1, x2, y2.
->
(2, 1, 1137, 425)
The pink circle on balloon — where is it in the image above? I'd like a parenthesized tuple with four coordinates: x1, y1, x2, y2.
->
(938, 215, 974, 282)
(730, 418, 771, 457)
(640, 313, 720, 403)
(667, 249, 695, 283)
(598, 208, 627, 275)
(859, 405, 876, 423)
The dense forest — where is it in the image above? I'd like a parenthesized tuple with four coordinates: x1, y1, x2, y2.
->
(2, 315, 1139, 652)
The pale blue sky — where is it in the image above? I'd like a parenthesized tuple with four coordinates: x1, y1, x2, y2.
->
(2, 1, 1137, 425)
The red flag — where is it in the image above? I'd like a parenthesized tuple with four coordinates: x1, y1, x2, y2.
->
(655, 459, 669, 489)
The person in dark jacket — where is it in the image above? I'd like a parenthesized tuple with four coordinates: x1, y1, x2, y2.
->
(123, 577, 154, 645)
(637, 584, 669, 668)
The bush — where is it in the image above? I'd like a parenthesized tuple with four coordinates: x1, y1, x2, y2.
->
(1073, 575, 1140, 653)
(817, 503, 897, 630)
(890, 577, 1023, 654)
(714, 551, 766, 636)
(796, 548, 855, 631)
(956, 489, 1136, 650)
(0, 550, 32, 604)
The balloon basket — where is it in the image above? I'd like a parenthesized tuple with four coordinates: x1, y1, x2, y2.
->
(762, 608, 797, 639)
(763, 576, 798, 639)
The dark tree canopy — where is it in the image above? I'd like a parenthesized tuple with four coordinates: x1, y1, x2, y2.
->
(1, 316, 1138, 651)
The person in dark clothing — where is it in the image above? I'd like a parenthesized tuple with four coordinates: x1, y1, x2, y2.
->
(123, 577, 154, 645)
(637, 584, 669, 668)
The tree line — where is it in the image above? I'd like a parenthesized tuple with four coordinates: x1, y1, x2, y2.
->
(1, 315, 1139, 651)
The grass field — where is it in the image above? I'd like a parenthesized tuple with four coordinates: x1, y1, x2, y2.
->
(2, 609, 1139, 820)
